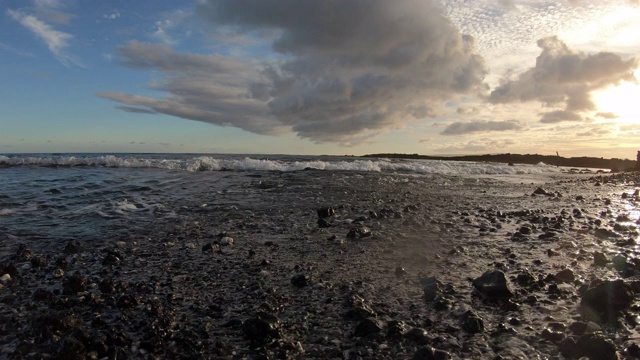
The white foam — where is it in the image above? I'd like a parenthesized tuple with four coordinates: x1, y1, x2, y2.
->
(0, 155, 566, 176)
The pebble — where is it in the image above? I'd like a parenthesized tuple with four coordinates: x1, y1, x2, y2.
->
(354, 319, 382, 337)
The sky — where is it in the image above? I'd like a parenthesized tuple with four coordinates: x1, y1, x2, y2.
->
(1, 0, 640, 158)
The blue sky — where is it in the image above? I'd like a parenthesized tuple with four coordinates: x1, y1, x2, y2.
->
(1, 0, 640, 158)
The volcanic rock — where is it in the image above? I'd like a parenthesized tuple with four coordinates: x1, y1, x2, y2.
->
(581, 279, 634, 324)
(472, 270, 514, 300)
(354, 318, 382, 337)
(461, 310, 484, 333)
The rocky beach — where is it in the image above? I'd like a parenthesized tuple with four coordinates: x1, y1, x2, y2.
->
(1, 156, 640, 359)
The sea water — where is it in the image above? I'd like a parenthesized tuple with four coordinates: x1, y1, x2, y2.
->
(0, 153, 566, 245)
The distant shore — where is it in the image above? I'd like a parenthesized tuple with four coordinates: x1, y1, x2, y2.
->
(362, 153, 637, 171)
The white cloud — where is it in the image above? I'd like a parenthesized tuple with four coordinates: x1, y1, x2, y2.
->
(7, 9, 81, 66)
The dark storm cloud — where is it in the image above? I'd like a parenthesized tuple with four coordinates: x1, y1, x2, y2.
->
(101, 0, 487, 145)
(489, 36, 637, 123)
(441, 120, 523, 135)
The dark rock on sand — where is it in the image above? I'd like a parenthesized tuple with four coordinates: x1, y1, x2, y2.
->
(291, 274, 309, 288)
(317, 207, 336, 218)
(62, 274, 88, 295)
(581, 279, 634, 324)
(386, 320, 406, 338)
(242, 313, 280, 342)
(404, 327, 430, 344)
(472, 270, 514, 300)
(423, 277, 443, 302)
(461, 310, 484, 334)
(354, 318, 382, 337)
(574, 333, 618, 360)
(594, 251, 609, 267)
(413, 346, 452, 360)
(347, 226, 372, 239)
(102, 253, 121, 266)
(555, 268, 575, 283)
(64, 240, 83, 254)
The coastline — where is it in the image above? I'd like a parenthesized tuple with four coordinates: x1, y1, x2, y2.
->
(362, 153, 637, 171)
(1, 170, 640, 358)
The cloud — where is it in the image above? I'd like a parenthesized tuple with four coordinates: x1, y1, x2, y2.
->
(7, 9, 81, 66)
(489, 36, 638, 123)
(441, 120, 523, 135)
(103, 0, 487, 145)
(116, 106, 156, 114)
(433, 138, 517, 154)
(596, 112, 619, 119)
(539, 110, 583, 124)
(98, 41, 286, 135)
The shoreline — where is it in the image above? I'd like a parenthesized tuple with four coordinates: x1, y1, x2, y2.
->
(1, 171, 640, 358)
(362, 153, 637, 171)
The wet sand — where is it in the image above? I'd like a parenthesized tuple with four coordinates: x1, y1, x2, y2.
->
(2, 170, 640, 359)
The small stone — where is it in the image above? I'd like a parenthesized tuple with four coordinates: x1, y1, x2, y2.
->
(462, 311, 485, 333)
(519, 226, 532, 235)
(317, 207, 335, 218)
(386, 320, 406, 338)
(555, 269, 575, 283)
(53, 268, 64, 278)
(0, 274, 11, 285)
(404, 327, 429, 344)
(423, 277, 442, 302)
(612, 255, 627, 271)
(291, 274, 309, 288)
(541, 328, 564, 342)
(62, 274, 88, 295)
(532, 187, 550, 196)
(242, 316, 279, 341)
(354, 318, 382, 337)
(472, 270, 514, 300)
(347, 226, 372, 239)
(220, 237, 234, 246)
(594, 252, 609, 267)
(395, 266, 407, 277)
(102, 253, 121, 266)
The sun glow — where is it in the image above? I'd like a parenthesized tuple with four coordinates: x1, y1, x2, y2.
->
(593, 72, 640, 123)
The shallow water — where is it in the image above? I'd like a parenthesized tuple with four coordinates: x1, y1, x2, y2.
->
(0, 153, 568, 245)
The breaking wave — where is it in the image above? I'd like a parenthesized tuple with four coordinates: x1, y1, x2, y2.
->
(0, 154, 563, 175)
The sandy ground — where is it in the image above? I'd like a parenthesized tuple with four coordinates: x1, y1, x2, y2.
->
(1, 170, 640, 359)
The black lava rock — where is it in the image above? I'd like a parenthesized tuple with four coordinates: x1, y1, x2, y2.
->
(347, 226, 372, 239)
(317, 207, 336, 218)
(242, 314, 280, 342)
(354, 319, 382, 337)
(62, 274, 88, 295)
(423, 277, 442, 302)
(472, 270, 514, 300)
(291, 274, 309, 288)
(386, 320, 406, 338)
(574, 333, 618, 360)
(594, 251, 609, 267)
(581, 279, 634, 324)
(404, 327, 429, 344)
(461, 310, 484, 333)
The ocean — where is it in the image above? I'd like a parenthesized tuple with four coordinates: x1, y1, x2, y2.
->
(0, 153, 570, 246)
